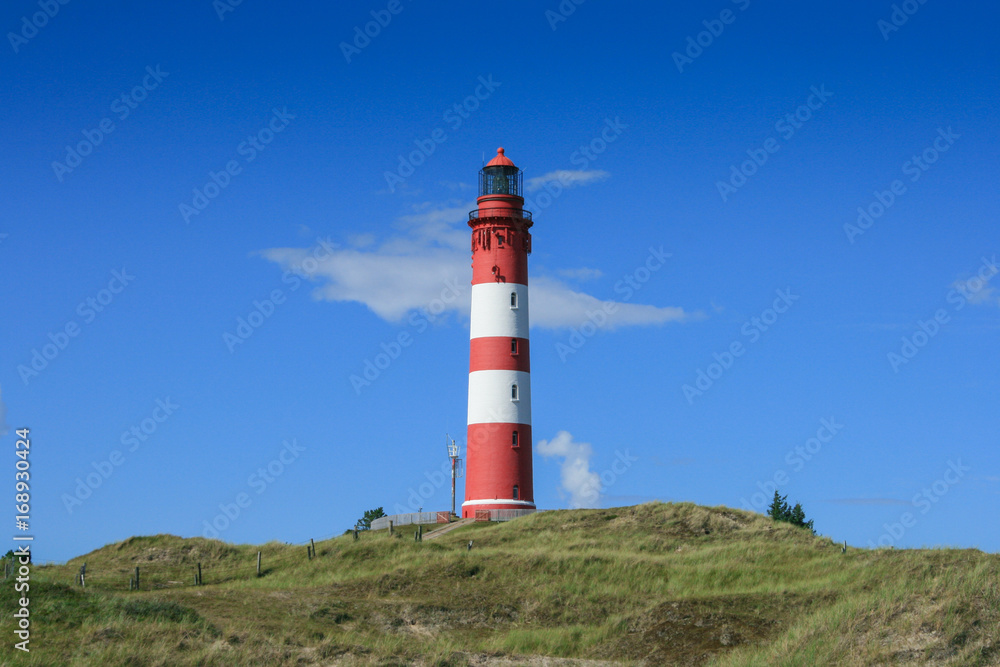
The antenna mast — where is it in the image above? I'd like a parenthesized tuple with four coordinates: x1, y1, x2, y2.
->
(447, 434, 462, 518)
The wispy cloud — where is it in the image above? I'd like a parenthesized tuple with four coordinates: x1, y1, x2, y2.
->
(951, 255, 999, 307)
(347, 233, 376, 248)
(537, 431, 601, 508)
(261, 202, 696, 329)
(525, 169, 610, 192)
(531, 276, 690, 329)
(265, 244, 466, 322)
(952, 280, 998, 307)
(557, 267, 603, 282)
(438, 180, 473, 192)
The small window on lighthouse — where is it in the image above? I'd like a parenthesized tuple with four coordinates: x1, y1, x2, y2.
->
(510, 291, 518, 309)
(511, 383, 519, 401)
(513, 485, 519, 500)
(512, 430, 519, 448)
(511, 339, 518, 355)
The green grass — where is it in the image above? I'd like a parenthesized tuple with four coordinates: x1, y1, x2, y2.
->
(2, 502, 997, 665)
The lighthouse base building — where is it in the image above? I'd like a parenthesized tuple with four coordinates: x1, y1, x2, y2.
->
(462, 148, 536, 519)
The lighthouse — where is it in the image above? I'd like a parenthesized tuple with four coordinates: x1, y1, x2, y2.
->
(463, 147, 536, 519)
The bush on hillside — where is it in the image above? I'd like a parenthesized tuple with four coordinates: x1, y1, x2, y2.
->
(767, 491, 815, 534)
(356, 507, 386, 531)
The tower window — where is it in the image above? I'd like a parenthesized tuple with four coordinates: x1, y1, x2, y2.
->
(511, 383, 518, 401)
(510, 291, 518, 309)
(511, 339, 518, 355)
(513, 485, 519, 500)
(512, 430, 519, 448)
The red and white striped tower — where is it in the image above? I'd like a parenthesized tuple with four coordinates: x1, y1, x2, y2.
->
(463, 147, 535, 518)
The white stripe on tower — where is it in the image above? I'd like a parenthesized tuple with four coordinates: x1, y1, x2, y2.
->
(469, 283, 529, 339)
(467, 370, 531, 425)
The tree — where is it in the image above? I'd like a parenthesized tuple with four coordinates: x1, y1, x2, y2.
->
(767, 491, 790, 521)
(767, 491, 815, 533)
(356, 507, 386, 531)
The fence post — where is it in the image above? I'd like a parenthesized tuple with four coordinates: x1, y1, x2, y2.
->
(310, 538, 316, 559)
(419, 525, 423, 542)
(307, 545, 312, 560)
(129, 577, 134, 591)
(197, 562, 202, 586)
(389, 520, 393, 535)
(134, 567, 140, 591)
(257, 551, 262, 577)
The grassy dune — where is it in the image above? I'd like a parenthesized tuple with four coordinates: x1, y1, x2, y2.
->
(2, 502, 997, 665)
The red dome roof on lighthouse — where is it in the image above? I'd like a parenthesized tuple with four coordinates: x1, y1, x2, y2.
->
(486, 147, 515, 167)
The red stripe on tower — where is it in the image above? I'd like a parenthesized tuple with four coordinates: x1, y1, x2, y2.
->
(469, 337, 530, 373)
(463, 148, 536, 518)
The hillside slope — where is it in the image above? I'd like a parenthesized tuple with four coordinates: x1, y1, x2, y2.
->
(2, 502, 997, 665)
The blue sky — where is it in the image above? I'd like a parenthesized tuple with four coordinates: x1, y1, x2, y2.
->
(2, 1, 998, 563)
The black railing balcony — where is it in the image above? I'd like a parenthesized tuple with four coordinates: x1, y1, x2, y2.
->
(469, 209, 532, 223)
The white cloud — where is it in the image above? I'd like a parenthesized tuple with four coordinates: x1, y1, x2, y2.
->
(525, 169, 610, 193)
(532, 277, 690, 329)
(392, 203, 471, 251)
(951, 256, 1000, 307)
(537, 431, 601, 508)
(952, 280, 998, 307)
(438, 180, 473, 192)
(557, 267, 603, 282)
(348, 233, 376, 248)
(260, 202, 697, 329)
(263, 244, 467, 322)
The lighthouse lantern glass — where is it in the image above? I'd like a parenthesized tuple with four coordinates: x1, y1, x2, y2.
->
(479, 165, 522, 197)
